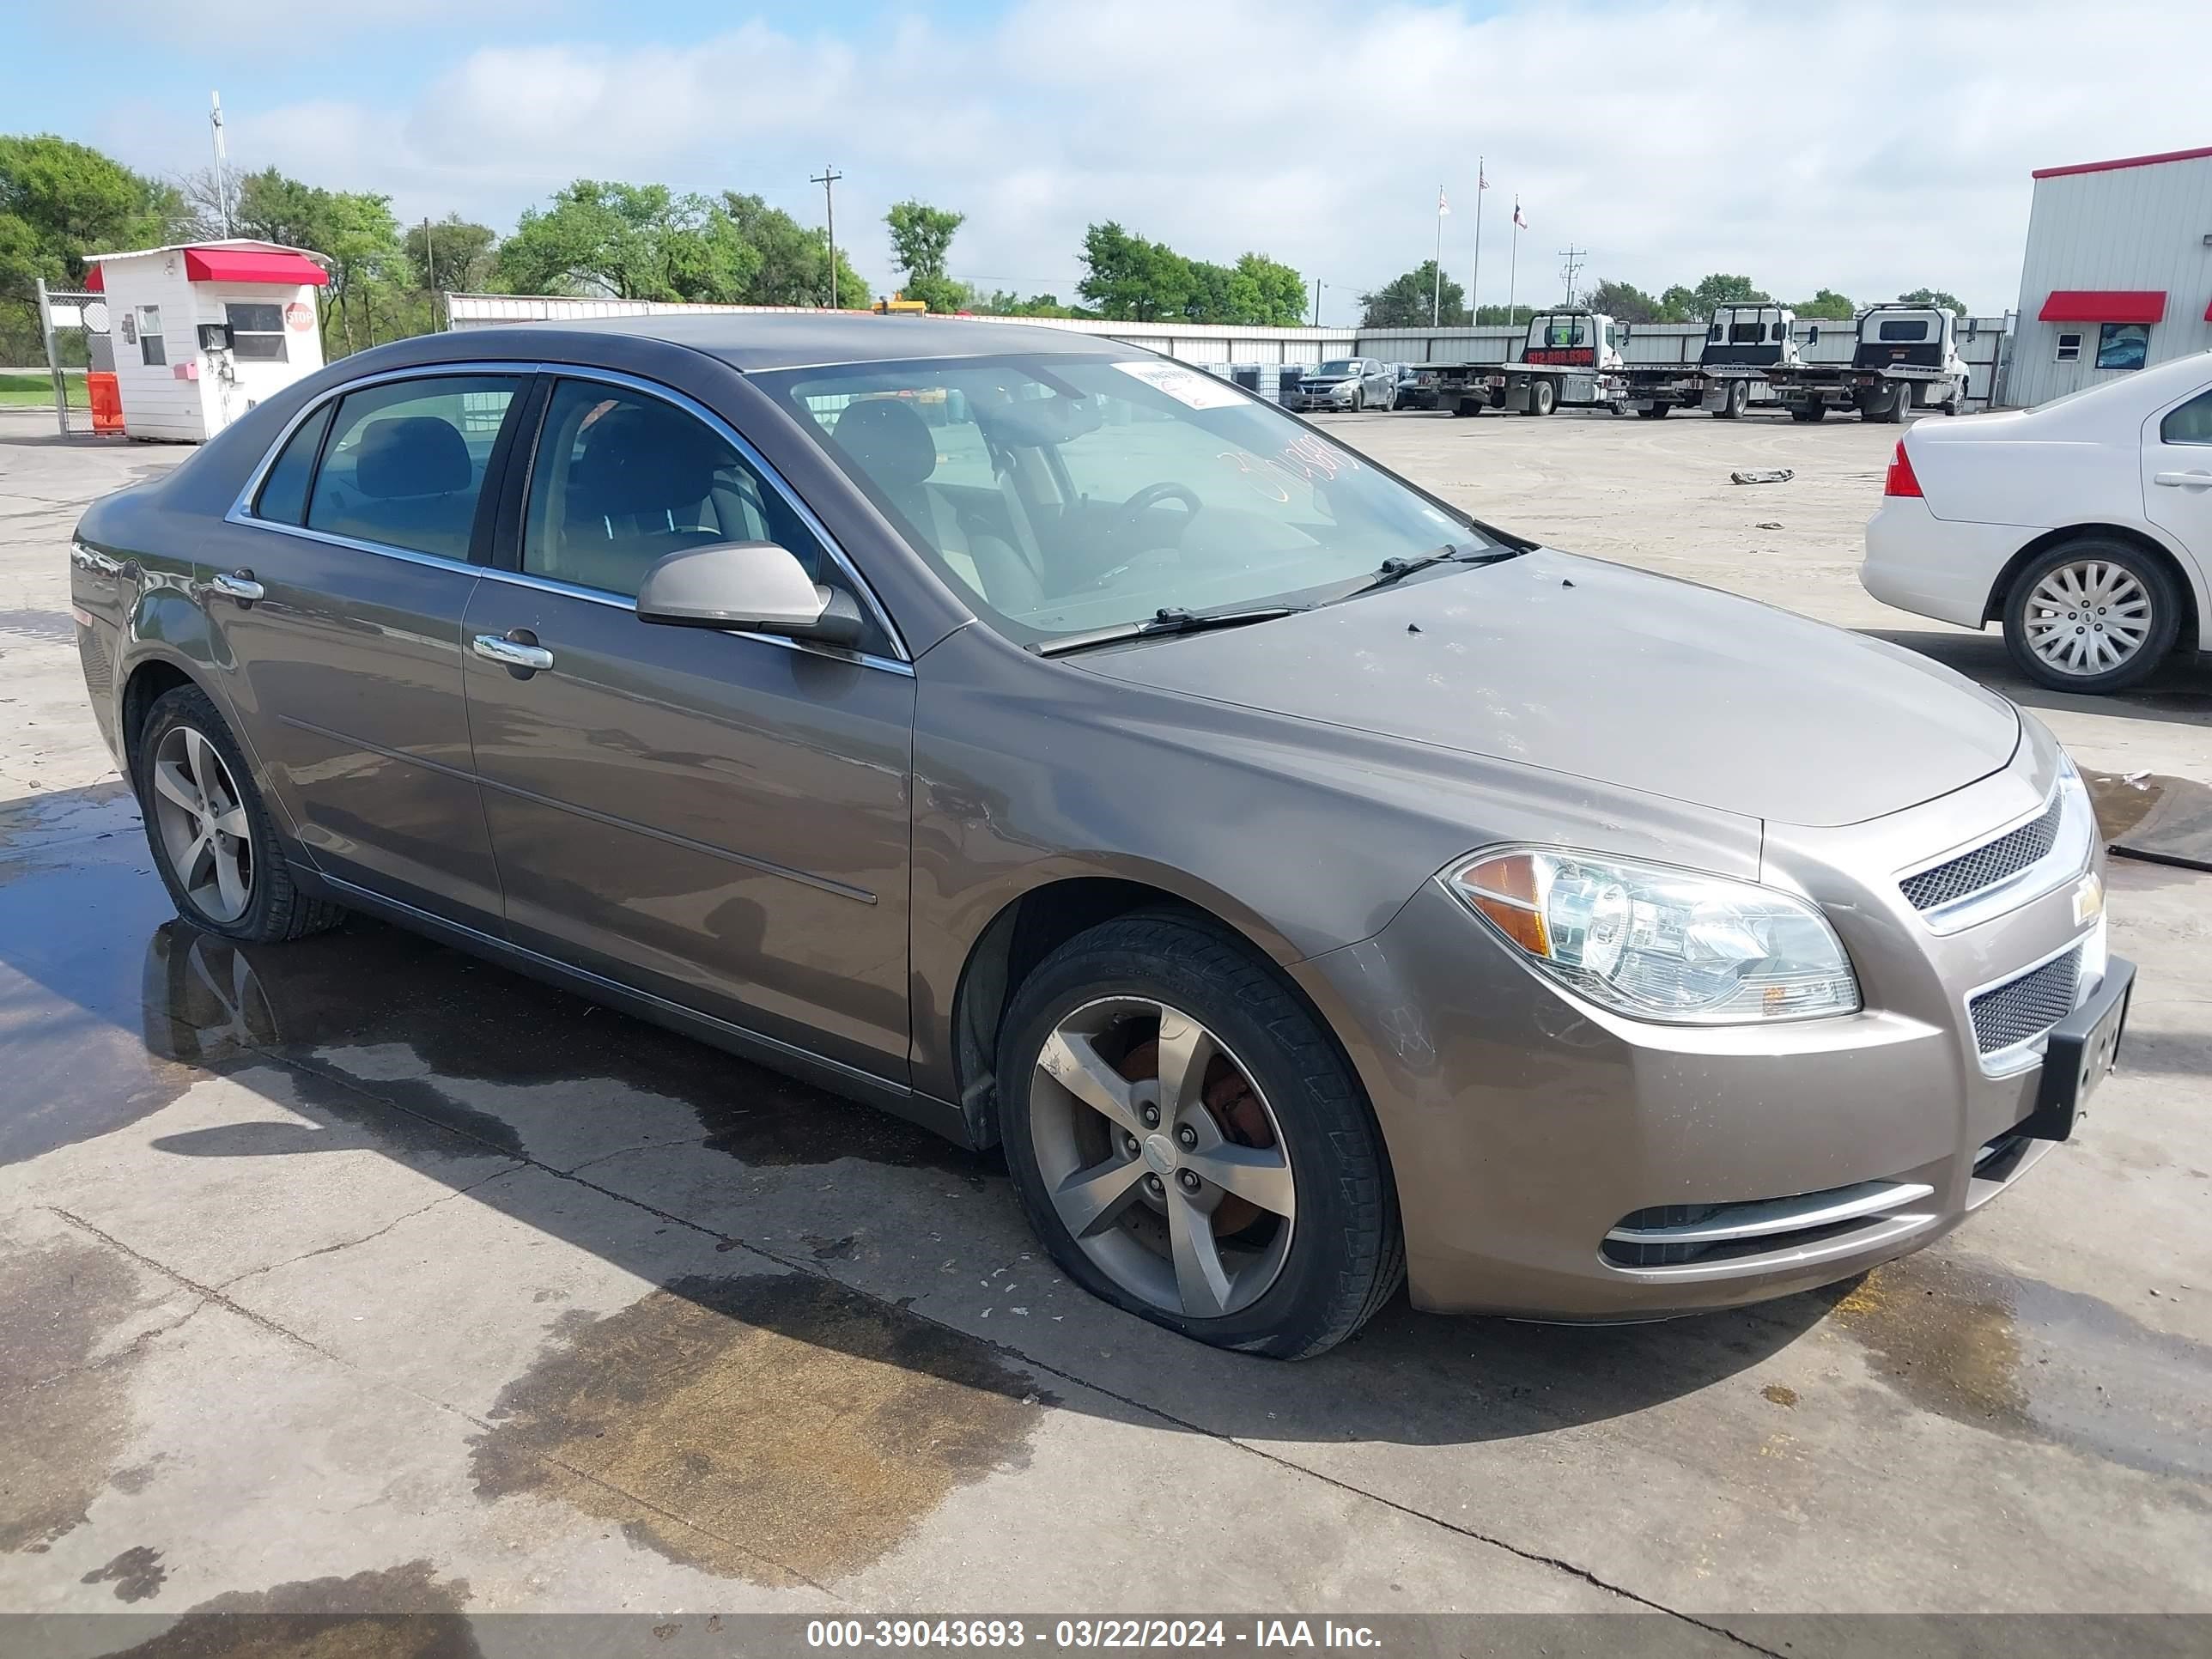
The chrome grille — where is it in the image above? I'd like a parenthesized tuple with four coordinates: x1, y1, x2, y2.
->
(1969, 948, 2080, 1054)
(1900, 793, 2063, 911)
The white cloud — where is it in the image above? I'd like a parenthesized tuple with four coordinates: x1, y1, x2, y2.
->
(84, 0, 2212, 314)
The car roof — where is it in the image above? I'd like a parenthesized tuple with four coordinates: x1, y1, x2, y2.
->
(524, 311, 1129, 372)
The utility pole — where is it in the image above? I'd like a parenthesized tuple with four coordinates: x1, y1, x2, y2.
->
(1432, 185, 1448, 326)
(1559, 245, 1588, 307)
(810, 165, 843, 309)
(209, 91, 232, 235)
(1311, 278, 1323, 327)
(1470, 157, 1486, 325)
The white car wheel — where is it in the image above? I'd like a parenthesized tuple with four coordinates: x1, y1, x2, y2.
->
(2004, 541, 2180, 694)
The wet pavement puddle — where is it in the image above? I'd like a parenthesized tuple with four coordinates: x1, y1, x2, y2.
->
(102, 1560, 477, 1658)
(470, 1272, 1047, 1585)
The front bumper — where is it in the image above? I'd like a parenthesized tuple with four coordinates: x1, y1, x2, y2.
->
(1297, 727, 2117, 1319)
(1296, 387, 1358, 410)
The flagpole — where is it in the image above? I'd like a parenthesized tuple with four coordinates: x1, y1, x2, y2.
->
(1431, 185, 1444, 326)
(1508, 198, 1520, 320)
(1470, 157, 1484, 325)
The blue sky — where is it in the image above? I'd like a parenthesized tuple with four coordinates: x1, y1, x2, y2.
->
(12, 0, 2205, 320)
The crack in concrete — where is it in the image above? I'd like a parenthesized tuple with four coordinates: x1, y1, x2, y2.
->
(211, 1162, 526, 1291)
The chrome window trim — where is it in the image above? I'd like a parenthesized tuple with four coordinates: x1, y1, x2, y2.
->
(220, 358, 914, 677)
(1893, 775, 2093, 936)
(527, 365, 910, 663)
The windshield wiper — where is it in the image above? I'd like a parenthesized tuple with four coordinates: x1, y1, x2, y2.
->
(1326, 541, 1519, 604)
(1032, 605, 1302, 658)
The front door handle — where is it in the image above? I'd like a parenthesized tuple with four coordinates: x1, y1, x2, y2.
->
(2153, 469, 2212, 487)
(472, 630, 555, 675)
(210, 568, 264, 605)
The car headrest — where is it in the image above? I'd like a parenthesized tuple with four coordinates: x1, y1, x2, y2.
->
(356, 416, 471, 500)
(565, 404, 725, 521)
(832, 397, 936, 489)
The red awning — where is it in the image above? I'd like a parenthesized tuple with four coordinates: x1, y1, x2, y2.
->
(183, 247, 329, 287)
(82, 264, 103, 292)
(2039, 289, 2165, 324)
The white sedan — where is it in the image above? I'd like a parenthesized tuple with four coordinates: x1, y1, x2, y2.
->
(1862, 349, 2211, 693)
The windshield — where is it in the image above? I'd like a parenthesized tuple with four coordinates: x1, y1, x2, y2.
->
(1316, 360, 1358, 376)
(761, 352, 1486, 646)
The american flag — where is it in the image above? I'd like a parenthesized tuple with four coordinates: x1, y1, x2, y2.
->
(1513, 198, 1528, 230)
(1479, 163, 1488, 191)
(1437, 186, 1450, 216)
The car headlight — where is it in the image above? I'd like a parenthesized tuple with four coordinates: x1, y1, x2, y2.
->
(1445, 848, 1860, 1024)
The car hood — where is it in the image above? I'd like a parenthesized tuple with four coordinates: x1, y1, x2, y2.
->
(1073, 550, 2021, 828)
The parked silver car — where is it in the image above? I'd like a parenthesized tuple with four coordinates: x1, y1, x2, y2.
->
(70, 315, 2133, 1358)
(1295, 357, 1397, 412)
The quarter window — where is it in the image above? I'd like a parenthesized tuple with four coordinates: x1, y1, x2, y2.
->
(2161, 389, 2212, 446)
(226, 301, 289, 362)
(305, 374, 519, 562)
(2055, 331, 2082, 362)
(137, 306, 166, 368)
(521, 379, 830, 601)
(252, 402, 334, 525)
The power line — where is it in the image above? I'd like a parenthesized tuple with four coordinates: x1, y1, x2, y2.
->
(1558, 245, 1589, 307)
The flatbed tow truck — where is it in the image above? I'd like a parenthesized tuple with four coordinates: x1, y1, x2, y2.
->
(1429, 307, 1782, 419)
(1765, 302, 1970, 422)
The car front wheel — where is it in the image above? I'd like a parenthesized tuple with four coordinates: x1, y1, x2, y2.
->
(136, 685, 343, 943)
(997, 913, 1402, 1358)
(2002, 539, 2181, 694)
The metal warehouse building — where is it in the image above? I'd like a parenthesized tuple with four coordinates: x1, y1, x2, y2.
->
(2008, 143, 2212, 407)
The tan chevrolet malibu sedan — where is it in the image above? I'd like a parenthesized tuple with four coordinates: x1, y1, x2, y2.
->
(70, 315, 2133, 1357)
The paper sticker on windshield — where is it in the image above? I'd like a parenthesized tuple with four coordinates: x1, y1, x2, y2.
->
(1112, 361, 1246, 410)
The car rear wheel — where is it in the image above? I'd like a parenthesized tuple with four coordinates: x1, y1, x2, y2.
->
(997, 913, 1402, 1358)
(137, 685, 343, 943)
(2003, 539, 2180, 694)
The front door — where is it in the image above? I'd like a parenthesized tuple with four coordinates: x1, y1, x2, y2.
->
(2143, 382, 2212, 591)
(211, 371, 526, 922)
(461, 374, 916, 1080)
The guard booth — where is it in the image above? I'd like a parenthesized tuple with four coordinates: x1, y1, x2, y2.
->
(80, 240, 329, 441)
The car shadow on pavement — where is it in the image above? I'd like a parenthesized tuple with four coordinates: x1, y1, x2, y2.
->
(1, 779, 1838, 1450)
(1856, 627, 2212, 728)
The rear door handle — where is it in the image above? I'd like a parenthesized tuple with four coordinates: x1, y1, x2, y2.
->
(210, 569, 264, 605)
(472, 632, 555, 674)
(2153, 470, 2212, 487)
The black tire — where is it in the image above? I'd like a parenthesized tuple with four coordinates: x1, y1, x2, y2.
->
(997, 912, 1403, 1359)
(1350, 386, 1364, 413)
(1636, 404, 1668, 419)
(1526, 379, 1555, 416)
(1790, 402, 1826, 423)
(1863, 381, 1908, 423)
(1716, 379, 1748, 419)
(135, 684, 343, 943)
(1453, 398, 1480, 417)
(2002, 538, 2182, 695)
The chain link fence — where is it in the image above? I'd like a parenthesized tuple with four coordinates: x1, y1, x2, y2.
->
(33, 278, 112, 435)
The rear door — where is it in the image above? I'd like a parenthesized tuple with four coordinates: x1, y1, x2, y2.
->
(460, 371, 916, 1080)
(214, 369, 528, 923)
(2143, 381, 2212, 588)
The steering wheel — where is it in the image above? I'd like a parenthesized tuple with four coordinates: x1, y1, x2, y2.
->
(1116, 481, 1204, 542)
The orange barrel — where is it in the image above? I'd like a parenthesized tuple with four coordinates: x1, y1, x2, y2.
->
(87, 372, 125, 434)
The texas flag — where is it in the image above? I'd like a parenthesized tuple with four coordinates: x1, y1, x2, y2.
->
(1513, 198, 1528, 230)
(1437, 186, 1450, 216)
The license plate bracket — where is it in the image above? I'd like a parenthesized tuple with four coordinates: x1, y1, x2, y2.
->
(2012, 957, 2135, 1143)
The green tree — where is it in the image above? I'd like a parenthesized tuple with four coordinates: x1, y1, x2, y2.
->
(1078, 222, 1194, 321)
(1584, 277, 1662, 323)
(1474, 303, 1536, 326)
(974, 289, 1085, 318)
(496, 180, 759, 303)
(403, 214, 497, 294)
(0, 135, 183, 306)
(1897, 287, 1965, 314)
(716, 191, 865, 307)
(885, 199, 964, 310)
(1791, 288, 1856, 320)
(228, 167, 401, 354)
(1360, 262, 1468, 328)
(1225, 252, 1306, 326)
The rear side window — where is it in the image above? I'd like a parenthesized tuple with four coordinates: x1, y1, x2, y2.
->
(1878, 319, 1930, 342)
(1729, 322, 1763, 344)
(2162, 389, 2212, 446)
(306, 375, 519, 562)
(521, 379, 830, 599)
(252, 403, 334, 525)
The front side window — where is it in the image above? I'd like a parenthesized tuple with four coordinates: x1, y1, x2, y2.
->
(2056, 331, 2083, 362)
(305, 374, 519, 562)
(766, 353, 1480, 647)
(521, 379, 831, 601)
(137, 306, 165, 368)
(227, 301, 289, 362)
(2161, 388, 2212, 445)
(2097, 323, 2149, 371)
(252, 403, 334, 525)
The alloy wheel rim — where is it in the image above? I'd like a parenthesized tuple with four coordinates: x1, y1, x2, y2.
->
(1030, 997, 1296, 1320)
(2024, 561, 2152, 676)
(149, 725, 254, 923)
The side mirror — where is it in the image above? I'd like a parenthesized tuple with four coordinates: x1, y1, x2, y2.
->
(635, 541, 866, 648)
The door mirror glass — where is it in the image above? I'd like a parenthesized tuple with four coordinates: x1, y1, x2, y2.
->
(635, 540, 865, 647)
